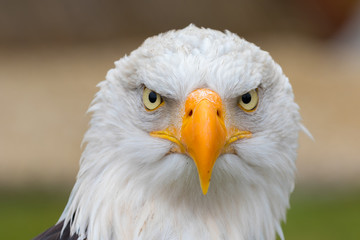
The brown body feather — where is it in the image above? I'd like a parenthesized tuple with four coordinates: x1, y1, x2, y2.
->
(33, 221, 80, 240)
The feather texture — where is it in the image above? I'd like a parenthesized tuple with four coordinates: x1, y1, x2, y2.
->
(51, 25, 301, 240)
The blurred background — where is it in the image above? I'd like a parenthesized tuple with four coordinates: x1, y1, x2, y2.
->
(0, 0, 359, 239)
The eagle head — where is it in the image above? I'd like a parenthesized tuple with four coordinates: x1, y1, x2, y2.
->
(59, 25, 301, 240)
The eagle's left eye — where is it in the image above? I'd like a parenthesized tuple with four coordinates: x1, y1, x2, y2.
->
(238, 89, 259, 112)
(143, 87, 163, 111)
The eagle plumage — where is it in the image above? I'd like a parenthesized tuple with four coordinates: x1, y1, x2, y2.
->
(34, 25, 301, 240)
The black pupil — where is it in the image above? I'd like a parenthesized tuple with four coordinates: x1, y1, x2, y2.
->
(148, 91, 158, 103)
(242, 92, 252, 104)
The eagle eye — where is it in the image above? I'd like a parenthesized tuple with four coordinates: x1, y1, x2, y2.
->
(238, 89, 259, 112)
(143, 87, 163, 111)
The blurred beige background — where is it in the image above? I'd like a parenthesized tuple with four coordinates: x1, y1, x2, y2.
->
(1, 0, 359, 189)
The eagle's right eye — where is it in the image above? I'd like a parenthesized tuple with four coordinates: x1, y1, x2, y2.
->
(143, 87, 163, 111)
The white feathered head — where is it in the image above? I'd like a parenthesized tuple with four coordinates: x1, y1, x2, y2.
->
(60, 25, 301, 240)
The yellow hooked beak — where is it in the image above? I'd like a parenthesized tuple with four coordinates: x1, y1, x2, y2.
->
(150, 89, 251, 195)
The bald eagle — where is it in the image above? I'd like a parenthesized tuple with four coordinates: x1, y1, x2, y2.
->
(34, 25, 302, 240)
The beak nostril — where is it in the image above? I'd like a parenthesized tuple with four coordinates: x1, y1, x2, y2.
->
(188, 109, 193, 117)
(217, 110, 220, 117)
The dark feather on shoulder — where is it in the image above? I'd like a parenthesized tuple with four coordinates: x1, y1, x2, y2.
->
(33, 221, 80, 240)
